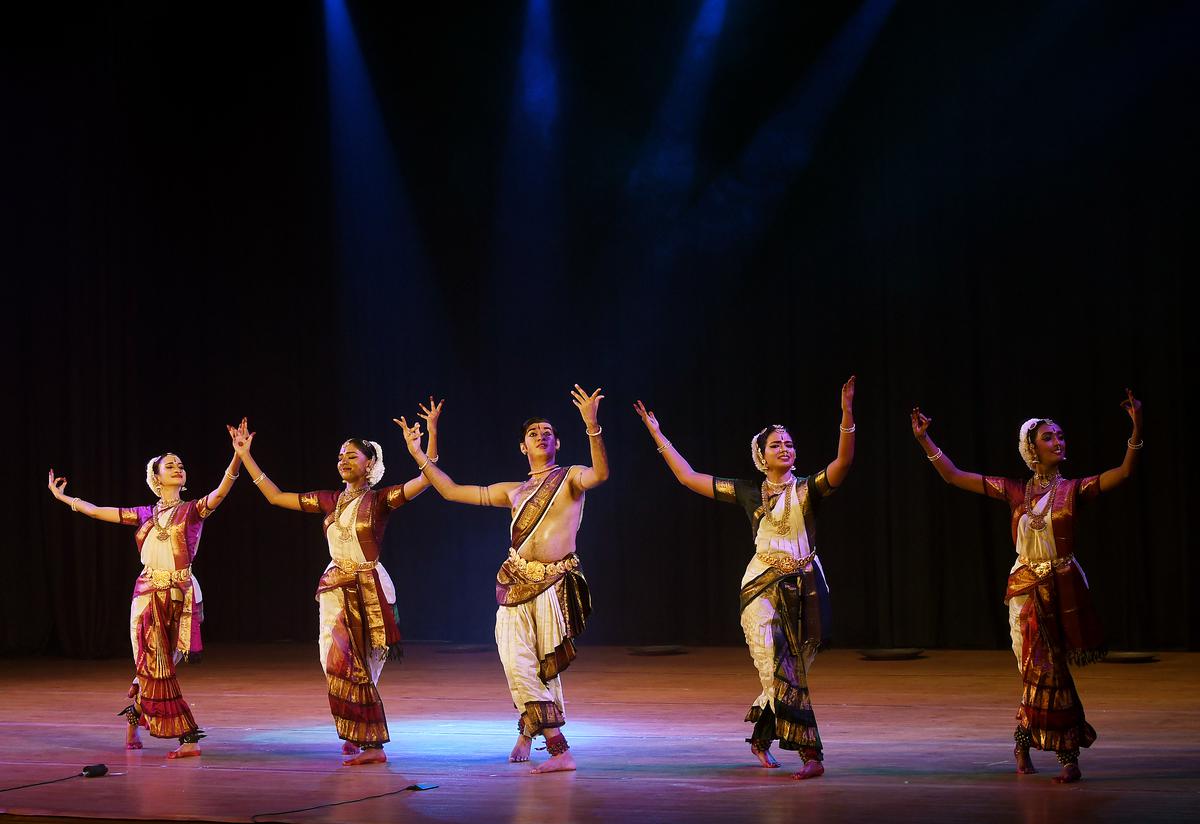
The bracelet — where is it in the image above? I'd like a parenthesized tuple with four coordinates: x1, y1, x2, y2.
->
(926, 449, 943, 462)
(429, 455, 439, 463)
(225, 471, 240, 481)
(586, 426, 603, 437)
(656, 440, 673, 454)
(1127, 439, 1144, 450)
(71, 496, 81, 512)
(252, 473, 267, 486)
(839, 424, 856, 434)
(417, 459, 430, 471)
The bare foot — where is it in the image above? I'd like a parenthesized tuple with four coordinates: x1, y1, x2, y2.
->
(343, 748, 387, 766)
(509, 734, 533, 763)
(792, 760, 825, 780)
(125, 725, 143, 750)
(530, 750, 576, 774)
(750, 744, 779, 768)
(1015, 748, 1037, 774)
(1052, 763, 1081, 784)
(342, 741, 361, 756)
(167, 742, 201, 760)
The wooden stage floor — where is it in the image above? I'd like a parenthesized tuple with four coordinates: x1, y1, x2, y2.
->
(0, 643, 1196, 823)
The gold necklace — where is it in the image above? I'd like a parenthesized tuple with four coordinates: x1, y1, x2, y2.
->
(763, 475, 794, 491)
(528, 464, 559, 476)
(1035, 469, 1060, 489)
(334, 487, 369, 542)
(1024, 476, 1058, 531)
(152, 500, 182, 541)
(759, 480, 794, 536)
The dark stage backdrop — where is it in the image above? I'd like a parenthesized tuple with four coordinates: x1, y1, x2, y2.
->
(5, 2, 1196, 657)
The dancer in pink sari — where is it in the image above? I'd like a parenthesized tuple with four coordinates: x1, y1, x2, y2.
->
(47, 422, 244, 758)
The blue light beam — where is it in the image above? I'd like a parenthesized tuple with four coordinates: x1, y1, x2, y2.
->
(324, 0, 427, 288)
(626, 0, 727, 202)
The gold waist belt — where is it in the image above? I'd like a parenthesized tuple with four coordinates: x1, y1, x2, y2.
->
(506, 548, 579, 583)
(756, 551, 817, 574)
(1018, 554, 1075, 578)
(333, 557, 377, 575)
(142, 566, 191, 588)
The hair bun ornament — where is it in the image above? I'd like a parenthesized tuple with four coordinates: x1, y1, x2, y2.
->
(145, 456, 162, 496)
(366, 440, 385, 487)
(1018, 418, 1044, 470)
(750, 427, 771, 474)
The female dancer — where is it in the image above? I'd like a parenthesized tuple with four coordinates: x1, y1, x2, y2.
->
(47, 424, 244, 758)
(910, 389, 1142, 783)
(230, 403, 440, 765)
(634, 377, 855, 780)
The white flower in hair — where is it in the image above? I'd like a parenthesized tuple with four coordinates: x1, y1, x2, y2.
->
(366, 440, 385, 487)
(145, 456, 162, 496)
(1018, 418, 1048, 471)
(750, 425, 787, 474)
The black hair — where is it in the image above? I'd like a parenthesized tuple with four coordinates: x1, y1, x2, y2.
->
(343, 438, 377, 460)
(755, 425, 794, 453)
(520, 418, 555, 439)
(1025, 419, 1060, 450)
(153, 453, 181, 474)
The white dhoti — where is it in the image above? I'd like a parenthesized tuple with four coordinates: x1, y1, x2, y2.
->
(495, 585, 568, 735)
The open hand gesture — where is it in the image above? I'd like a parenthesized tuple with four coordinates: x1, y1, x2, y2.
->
(417, 397, 444, 432)
(841, 376, 856, 413)
(47, 469, 69, 501)
(392, 416, 425, 457)
(227, 418, 254, 458)
(1119, 388, 1143, 428)
(910, 406, 932, 440)
(633, 400, 661, 436)
(571, 384, 604, 429)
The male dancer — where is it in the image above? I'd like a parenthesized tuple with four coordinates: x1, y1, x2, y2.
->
(397, 385, 607, 774)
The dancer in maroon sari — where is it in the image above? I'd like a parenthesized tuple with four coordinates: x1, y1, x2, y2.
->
(911, 389, 1143, 783)
(231, 406, 439, 766)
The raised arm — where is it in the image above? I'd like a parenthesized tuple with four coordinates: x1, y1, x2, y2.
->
(203, 419, 245, 512)
(824, 376, 856, 488)
(571, 384, 609, 491)
(396, 397, 442, 501)
(1098, 388, 1143, 492)
(633, 400, 715, 498)
(47, 469, 123, 523)
(910, 406, 989, 495)
(395, 413, 518, 507)
(229, 419, 304, 511)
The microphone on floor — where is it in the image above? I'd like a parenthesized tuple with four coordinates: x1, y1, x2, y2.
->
(81, 764, 108, 778)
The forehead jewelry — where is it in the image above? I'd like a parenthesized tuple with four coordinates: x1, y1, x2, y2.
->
(750, 425, 787, 474)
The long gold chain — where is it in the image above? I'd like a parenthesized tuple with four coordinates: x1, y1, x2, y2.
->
(333, 487, 369, 542)
(1024, 476, 1058, 531)
(760, 480, 794, 536)
(152, 500, 182, 541)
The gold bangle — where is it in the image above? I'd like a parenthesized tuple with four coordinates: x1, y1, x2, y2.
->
(1127, 439, 1144, 450)
(252, 473, 267, 486)
(225, 471, 240, 481)
(71, 496, 81, 512)
(839, 424, 856, 434)
(586, 426, 602, 437)
(927, 449, 943, 462)
(656, 440, 672, 454)
(429, 455, 439, 463)
(417, 459, 430, 472)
